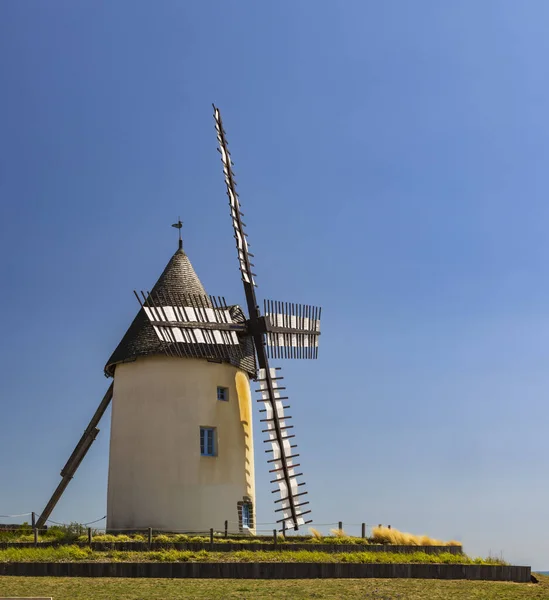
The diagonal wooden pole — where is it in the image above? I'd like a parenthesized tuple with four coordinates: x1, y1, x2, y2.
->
(36, 383, 114, 529)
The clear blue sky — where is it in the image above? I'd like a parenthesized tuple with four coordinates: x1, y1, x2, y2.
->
(1, 0, 548, 569)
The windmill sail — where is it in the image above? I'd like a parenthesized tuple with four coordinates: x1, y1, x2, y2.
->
(257, 367, 311, 528)
(264, 300, 321, 359)
(213, 106, 256, 288)
(137, 291, 245, 360)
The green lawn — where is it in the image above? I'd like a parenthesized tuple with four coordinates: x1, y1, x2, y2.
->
(0, 574, 547, 599)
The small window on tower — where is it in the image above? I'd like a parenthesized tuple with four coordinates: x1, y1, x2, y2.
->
(200, 427, 216, 456)
(238, 497, 254, 532)
(217, 386, 229, 401)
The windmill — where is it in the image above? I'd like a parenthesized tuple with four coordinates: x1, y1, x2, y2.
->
(36, 106, 321, 533)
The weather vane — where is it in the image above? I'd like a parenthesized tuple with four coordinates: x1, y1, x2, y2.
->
(171, 218, 183, 249)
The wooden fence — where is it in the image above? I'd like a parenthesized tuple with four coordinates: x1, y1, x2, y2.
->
(0, 562, 531, 582)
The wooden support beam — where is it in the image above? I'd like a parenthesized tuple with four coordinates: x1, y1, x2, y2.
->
(36, 383, 114, 529)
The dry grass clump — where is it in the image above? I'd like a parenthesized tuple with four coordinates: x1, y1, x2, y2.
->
(370, 526, 392, 544)
(418, 535, 443, 546)
(309, 528, 323, 540)
(329, 528, 348, 538)
(371, 527, 461, 547)
(393, 532, 420, 546)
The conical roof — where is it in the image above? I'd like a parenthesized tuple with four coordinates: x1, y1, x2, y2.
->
(149, 246, 210, 299)
(104, 247, 256, 377)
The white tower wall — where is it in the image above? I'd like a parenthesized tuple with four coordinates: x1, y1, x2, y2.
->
(106, 355, 255, 533)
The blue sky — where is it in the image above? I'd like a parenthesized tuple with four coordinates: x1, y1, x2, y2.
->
(1, 0, 548, 569)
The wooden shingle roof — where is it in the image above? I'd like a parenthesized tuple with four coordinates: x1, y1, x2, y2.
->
(104, 248, 256, 378)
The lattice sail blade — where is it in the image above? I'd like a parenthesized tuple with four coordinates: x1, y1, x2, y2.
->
(213, 105, 256, 288)
(263, 300, 322, 359)
(136, 291, 244, 360)
(257, 366, 311, 530)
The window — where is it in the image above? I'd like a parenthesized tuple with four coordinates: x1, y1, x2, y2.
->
(217, 386, 228, 401)
(242, 503, 251, 529)
(200, 427, 216, 456)
(238, 497, 254, 532)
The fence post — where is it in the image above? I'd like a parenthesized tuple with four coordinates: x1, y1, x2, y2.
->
(210, 528, 214, 548)
(148, 527, 152, 548)
(31, 512, 37, 545)
(338, 521, 343, 533)
(273, 529, 277, 549)
(282, 521, 286, 539)
(224, 520, 228, 539)
(388, 524, 391, 530)
(87, 527, 92, 544)
(361, 523, 366, 539)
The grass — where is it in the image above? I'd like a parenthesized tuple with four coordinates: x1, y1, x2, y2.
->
(0, 546, 503, 564)
(0, 574, 548, 599)
(0, 522, 87, 544)
(322, 528, 365, 545)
